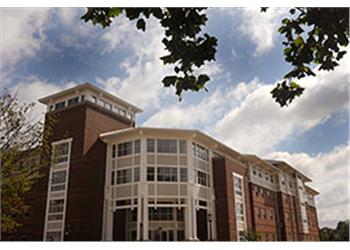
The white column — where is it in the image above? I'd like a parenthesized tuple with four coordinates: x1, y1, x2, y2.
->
(185, 205, 192, 240)
(102, 143, 113, 240)
(142, 197, 149, 240)
(136, 197, 142, 240)
(191, 197, 198, 240)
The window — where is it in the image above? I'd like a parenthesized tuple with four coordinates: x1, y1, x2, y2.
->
(48, 214, 63, 221)
(236, 203, 244, 221)
(52, 142, 69, 164)
(118, 141, 132, 156)
(147, 167, 155, 181)
(193, 143, 208, 161)
(134, 140, 140, 154)
(258, 172, 262, 178)
(49, 199, 64, 213)
(126, 112, 132, 120)
(111, 171, 115, 185)
(176, 208, 184, 221)
(112, 145, 116, 158)
(116, 169, 132, 184)
(253, 169, 256, 175)
(91, 95, 97, 103)
(134, 167, 140, 182)
(196, 170, 208, 186)
(46, 231, 61, 241)
(52, 171, 66, 184)
(234, 176, 243, 195)
(81, 95, 85, 102)
(67, 97, 79, 106)
(179, 140, 187, 154)
(147, 139, 155, 153)
(157, 167, 177, 182)
(180, 168, 188, 182)
(51, 185, 65, 192)
(157, 139, 177, 153)
(55, 101, 65, 110)
(149, 207, 173, 221)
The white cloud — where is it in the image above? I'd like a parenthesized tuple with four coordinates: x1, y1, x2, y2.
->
(268, 144, 349, 228)
(1, 8, 51, 68)
(97, 16, 222, 111)
(238, 8, 287, 56)
(142, 78, 260, 131)
(11, 76, 77, 123)
(214, 52, 350, 155)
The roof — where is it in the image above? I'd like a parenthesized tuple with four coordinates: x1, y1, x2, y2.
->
(305, 185, 320, 195)
(241, 154, 279, 174)
(100, 127, 243, 159)
(38, 82, 143, 113)
(266, 159, 312, 182)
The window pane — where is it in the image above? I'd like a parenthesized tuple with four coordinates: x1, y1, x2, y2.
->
(149, 207, 173, 221)
(179, 140, 187, 154)
(134, 140, 140, 154)
(157, 139, 177, 153)
(67, 97, 79, 106)
(157, 167, 177, 182)
(54, 101, 65, 110)
(147, 167, 155, 181)
(51, 184, 65, 192)
(46, 231, 62, 241)
(52, 171, 66, 184)
(49, 199, 64, 213)
(52, 142, 69, 164)
(193, 143, 208, 161)
(147, 139, 155, 153)
(116, 169, 132, 184)
(180, 168, 187, 182)
(134, 167, 140, 182)
(112, 145, 116, 158)
(118, 141, 132, 156)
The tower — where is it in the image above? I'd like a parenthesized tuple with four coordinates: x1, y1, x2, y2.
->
(37, 83, 142, 241)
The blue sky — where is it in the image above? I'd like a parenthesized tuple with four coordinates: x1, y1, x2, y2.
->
(1, 7, 349, 228)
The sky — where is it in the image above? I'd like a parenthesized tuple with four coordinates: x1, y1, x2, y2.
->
(1, 7, 349, 228)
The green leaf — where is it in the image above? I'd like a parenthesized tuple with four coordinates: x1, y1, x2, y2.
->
(162, 76, 177, 87)
(136, 18, 146, 31)
(109, 8, 122, 17)
(294, 36, 304, 46)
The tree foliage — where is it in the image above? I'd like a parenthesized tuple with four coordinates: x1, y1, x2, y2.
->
(239, 229, 262, 241)
(320, 220, 349, 241)
(271, 7, 349, 106)
(0, 91, 54, 233)
(81, 7, 349, 106)
(81, 8, 217, 98)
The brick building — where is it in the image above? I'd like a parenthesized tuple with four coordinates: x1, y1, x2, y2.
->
(2, 83, 320, 241)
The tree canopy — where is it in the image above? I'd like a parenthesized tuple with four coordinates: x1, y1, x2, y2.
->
(0, 91, 54, 233)
(82, 7, 349, 107)
(320, 220, 349, 241)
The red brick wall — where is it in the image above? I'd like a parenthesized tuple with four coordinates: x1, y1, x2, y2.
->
(249, 184, 279, 241)
(304, 205, 320, 241)
(212, 157, 252, 241)
(277, 192, 299, 241)
(5, 101, 132, 241)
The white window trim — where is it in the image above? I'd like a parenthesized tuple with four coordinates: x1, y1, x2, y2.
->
(43, 138, 73, 241)
(232, 172, 247, 241)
